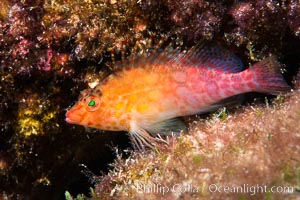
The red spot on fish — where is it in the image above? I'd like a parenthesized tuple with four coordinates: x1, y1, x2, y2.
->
(219, 83, 229, 89)
(87, 122, 93, 126)
(224, 89, 234, 96)
(247, 82, 256, 89)
(232, 84, 240, 90)
(244, 72, 253, 81)
(222, 77, 230, 83)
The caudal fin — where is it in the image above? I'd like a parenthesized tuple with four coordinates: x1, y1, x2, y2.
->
(249, 56, 291, 94)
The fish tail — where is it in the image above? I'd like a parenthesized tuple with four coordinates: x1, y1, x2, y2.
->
(249, 56, 291, 94)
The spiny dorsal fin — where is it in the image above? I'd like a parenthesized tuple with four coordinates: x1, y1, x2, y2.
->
(182, 40, 244, 73)
(112, 38, 244, 74)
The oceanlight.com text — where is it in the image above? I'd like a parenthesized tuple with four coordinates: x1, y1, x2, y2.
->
(208, 184, 294, 196)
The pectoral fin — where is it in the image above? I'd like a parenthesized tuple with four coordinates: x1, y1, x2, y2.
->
(146, 118, 187, 136)
(129, 121, 167, 151)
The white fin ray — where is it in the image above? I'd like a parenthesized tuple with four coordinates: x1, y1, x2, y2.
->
(129, 120, 167, 151)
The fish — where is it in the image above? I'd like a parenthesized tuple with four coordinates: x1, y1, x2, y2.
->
(65, 42, 291, 150)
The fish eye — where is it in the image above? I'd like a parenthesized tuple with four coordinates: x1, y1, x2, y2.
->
(85, 96, 100, 111)
(88, 99, 96, 107)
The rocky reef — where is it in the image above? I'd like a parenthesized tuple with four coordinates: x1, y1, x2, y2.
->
(0, 0, 299, 199)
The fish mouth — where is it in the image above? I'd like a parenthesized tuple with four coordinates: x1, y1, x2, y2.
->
(65, 106, 84, 124)
(65, 116, 74, 124)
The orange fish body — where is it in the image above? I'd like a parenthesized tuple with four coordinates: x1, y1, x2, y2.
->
(66, 44, 290, 150)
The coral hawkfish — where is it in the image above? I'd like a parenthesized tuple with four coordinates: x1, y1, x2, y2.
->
(65, 43, 290, 150)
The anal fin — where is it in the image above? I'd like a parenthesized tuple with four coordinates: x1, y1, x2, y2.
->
(211, 94, 245, 109)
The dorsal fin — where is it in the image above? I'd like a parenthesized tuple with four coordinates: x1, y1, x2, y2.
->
(112, 39, 244, 74)
(152, 41, 245, 73)
(182, 41, 244, 73)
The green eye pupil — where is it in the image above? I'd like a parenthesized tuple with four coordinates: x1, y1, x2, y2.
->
(88, 99, 96, 107)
